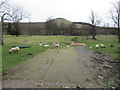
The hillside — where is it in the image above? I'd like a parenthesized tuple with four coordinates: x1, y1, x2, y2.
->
(2, 18, 117, 36)
(54, 18, 72, 26)
(53, 18, 91, 28)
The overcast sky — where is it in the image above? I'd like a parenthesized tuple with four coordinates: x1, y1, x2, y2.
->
(10, 0, 119, 26)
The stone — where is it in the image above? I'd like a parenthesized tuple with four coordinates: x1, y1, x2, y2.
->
(98, 75, 104, 79)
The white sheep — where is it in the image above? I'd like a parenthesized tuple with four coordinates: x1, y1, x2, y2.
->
(15, 46, 20, 51)
(9, 46, 20, 53)
(95, 44, 99, 49)
(100, 44, 105, 48)
(39, 43, 42, 46)
(38, 42, 42, 46)
(43, 44, 49, 47)
(53, 43, 60, 47)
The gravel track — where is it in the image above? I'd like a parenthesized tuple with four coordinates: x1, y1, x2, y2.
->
(2, 47, 119, 88)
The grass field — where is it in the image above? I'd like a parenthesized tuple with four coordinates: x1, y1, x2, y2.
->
(2, 35, 119, 73)
(77, 35, 119, 60)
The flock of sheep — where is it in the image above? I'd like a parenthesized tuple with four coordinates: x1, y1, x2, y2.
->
(8, 42, 65, 53)
(39, 42, 61, 47)
(8, 42, 120, 53)
(90, 43, 120, 49)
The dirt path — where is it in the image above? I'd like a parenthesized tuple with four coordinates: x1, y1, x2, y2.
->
(2, 47, 119, 88)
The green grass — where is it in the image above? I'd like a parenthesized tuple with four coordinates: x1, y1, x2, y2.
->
(3, 35, 74, 45)
(2, 43, 48, 73)
(2, 35, 119, 73)
(2, 35, 75, 73)
(76, 35, 119, 60)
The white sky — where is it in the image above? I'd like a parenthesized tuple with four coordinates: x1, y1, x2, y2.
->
(10, 0, 119, 26)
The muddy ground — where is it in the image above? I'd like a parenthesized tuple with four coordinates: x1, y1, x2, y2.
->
(2, 46, 120, 89)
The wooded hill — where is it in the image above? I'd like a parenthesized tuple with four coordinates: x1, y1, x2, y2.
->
(2, 18, 118, 36)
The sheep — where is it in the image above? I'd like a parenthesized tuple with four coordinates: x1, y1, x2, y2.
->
(15, 46, 20, 51)
(95, 44, 99, 49)
(53, 43, 60, 47)
(9, 46, 20, 53)
(39, 43, 42, 46)
(43, 44, 49, 47)
(100, 44, 105, 48)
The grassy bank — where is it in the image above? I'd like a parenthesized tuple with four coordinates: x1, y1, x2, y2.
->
(2, 35, 119, 73)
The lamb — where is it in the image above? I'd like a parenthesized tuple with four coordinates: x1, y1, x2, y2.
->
(100, 44, 105, 48)
(95, 44, 99, 49)
(9, 46, 20, 53)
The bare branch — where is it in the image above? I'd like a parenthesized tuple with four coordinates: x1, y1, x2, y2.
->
(110, 2, 120, 27)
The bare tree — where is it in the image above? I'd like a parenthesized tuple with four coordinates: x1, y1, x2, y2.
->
(0, 0, 30, 45)
(68, 23, 77, 36)
(89, 10, 101, 40)
(110, 1, 120, 42)
(0, 0, 10, 45)
(45, 16, 55, 35)
(10, 6, 30, 37)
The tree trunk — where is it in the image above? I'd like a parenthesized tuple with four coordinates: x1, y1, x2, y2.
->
(92, 26, 96, 40)
(1, 16, 4, 45)
(118, 2, 120, 42)
(60, 31, 63, 35)
(0, 22, 2, 45)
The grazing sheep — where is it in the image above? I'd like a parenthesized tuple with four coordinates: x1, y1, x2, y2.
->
(43, 44, 49, 47)
(53, 43, 60, 47)
(95, 44, 99, 49)
(100, 44, 105, 48)
(15, 46, 20, 51)
(39, 43, 42, 46)
(9, 46, 20, 53)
